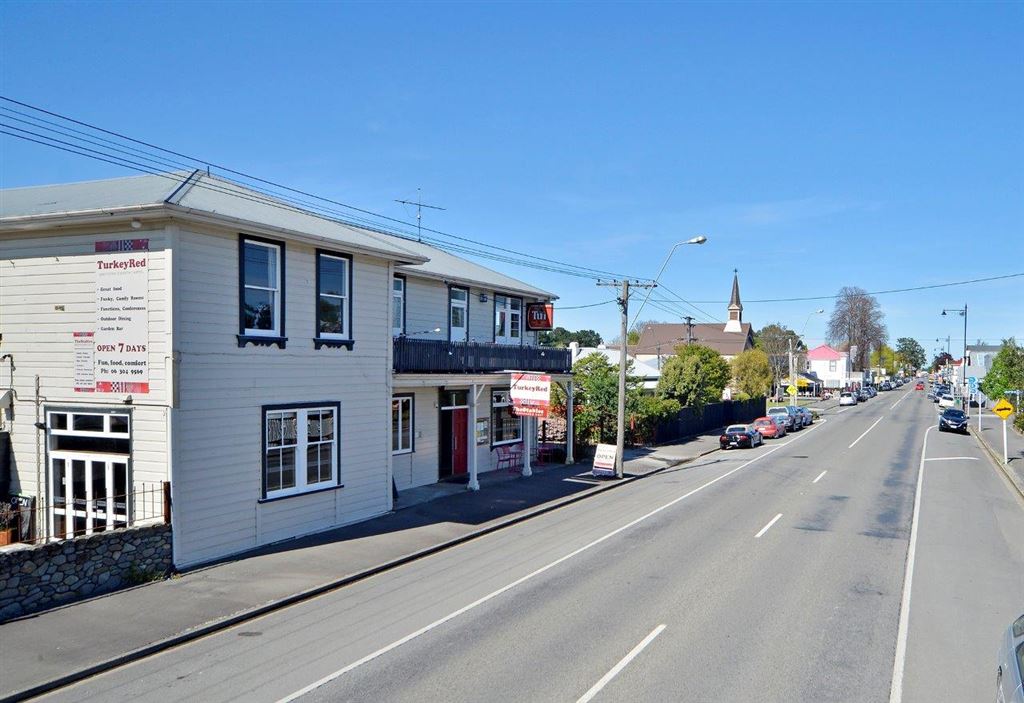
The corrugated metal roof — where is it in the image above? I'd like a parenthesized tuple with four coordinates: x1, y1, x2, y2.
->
(0, 171, 557, 298)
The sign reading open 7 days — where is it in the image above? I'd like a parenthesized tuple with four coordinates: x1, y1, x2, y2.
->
(93, 244, 150, 393)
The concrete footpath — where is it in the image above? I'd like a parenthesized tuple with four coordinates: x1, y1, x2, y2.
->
(973, 410, 1024, 497)
(0, 430, 724, 701)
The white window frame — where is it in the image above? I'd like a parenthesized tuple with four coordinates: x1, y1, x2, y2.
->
(449, 286, 468, 342)
(494, 295, 523, 345)
(392, 395, 414, 455)
(491, 389, 523, 446)
(317, 253, 350, 340)
(392, 276, 406, 336)
(263, 405, 339, 500)
(829, 360, 837, 372)
(242, 239, 282, 337)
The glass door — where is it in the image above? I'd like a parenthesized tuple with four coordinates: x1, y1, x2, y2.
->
(50, 453, 129, 539)
(449, 287, 468, 342)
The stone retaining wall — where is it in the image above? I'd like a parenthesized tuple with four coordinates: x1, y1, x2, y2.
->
(0, 523, 172, 621)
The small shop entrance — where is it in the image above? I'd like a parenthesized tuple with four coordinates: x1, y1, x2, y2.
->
(439, 390, 469, 479)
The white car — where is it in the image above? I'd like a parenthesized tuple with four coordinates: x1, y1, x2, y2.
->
(938, 394, 956, 409)
(839, 392, 857, 406)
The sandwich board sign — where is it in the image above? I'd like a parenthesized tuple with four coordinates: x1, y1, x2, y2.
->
(592, 443, 617, 477)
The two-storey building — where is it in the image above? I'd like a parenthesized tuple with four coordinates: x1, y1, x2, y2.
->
(0, 171, 573, 568)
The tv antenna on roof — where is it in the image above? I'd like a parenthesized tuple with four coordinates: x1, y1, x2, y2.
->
(395, 188, 445, 242)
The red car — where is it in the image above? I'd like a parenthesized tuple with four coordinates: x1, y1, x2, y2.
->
(752, 416, 785, 439)
(915, 382, 925, 390)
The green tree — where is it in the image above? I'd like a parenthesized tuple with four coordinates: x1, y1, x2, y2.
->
(657, 344, 731, 411)
(539, 327, 603, 348)
(979, 339, 1024, 404)
(754, 323, 804, 389)
(895, 337, 927, 371)
(731, 349, 773, 399)
(930, 352, 954, 372)
(869, 344, 901, 373)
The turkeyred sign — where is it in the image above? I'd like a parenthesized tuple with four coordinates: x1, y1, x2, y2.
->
(526, 303, 554, 330)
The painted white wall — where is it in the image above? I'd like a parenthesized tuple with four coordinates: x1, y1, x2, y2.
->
(171, 224, 392, 567)
(0, 225, 172, 513)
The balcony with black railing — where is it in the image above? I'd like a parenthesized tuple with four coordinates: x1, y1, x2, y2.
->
(393, 337, 572, 374)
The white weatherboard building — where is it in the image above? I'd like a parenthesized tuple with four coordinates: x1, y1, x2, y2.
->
(0, 171, 573, 568)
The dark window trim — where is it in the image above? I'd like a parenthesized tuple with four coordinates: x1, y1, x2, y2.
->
(392, 392, 415, 454)
(489, 386, 524, 450)
(238, 233, 287, 349)
(261, 400, 342, 500)
(447, 284, 469, 342)
(393, 273, 407, 336)
(315, 249, 354, 348)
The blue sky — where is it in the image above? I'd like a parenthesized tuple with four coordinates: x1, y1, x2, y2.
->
(2, 1, 1021, 357)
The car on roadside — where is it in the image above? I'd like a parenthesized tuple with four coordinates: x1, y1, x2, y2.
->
(997, 612, 1024, 703)
(915, 382, 925, 390)
(795, 407, 814, 426)
(839, 391, 858, 406)
(880, 381, 892, 391)
(767, 406, 798, 431)
(867, 386, 878, 397)
(858, 389, 871, 402)
(938, 394, 956, 409)
(785, 405, 809, 428)
(752, 416, 785, 439)
(938, 407, 968, 433)
(719, 424, 763, 450)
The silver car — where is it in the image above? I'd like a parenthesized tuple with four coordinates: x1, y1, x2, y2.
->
(998, 613, 1024, 702)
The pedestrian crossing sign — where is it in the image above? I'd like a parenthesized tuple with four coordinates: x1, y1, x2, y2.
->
(992, 398, 1014, 420)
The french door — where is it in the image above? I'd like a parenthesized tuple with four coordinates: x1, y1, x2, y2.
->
(49, 453, 129, 539)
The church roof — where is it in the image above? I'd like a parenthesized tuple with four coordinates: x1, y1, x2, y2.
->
(729, 271, 742, 308)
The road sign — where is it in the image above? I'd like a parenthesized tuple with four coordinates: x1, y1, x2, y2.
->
(968, 376, 977, 392)
(992, 398, 1014, 420)
(786, 384, 798, 396)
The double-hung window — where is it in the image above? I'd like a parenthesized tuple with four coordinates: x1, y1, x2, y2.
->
(449, 286, 468, 341)
(392, 276, 406, 336)
(240, 236, 284, 340)
(316, 251, 352, 345)
(494, 295, 522, 345)
(829, 360, 837, 372)
(263, 404, 339, 500)
(392, 395, 414, 454)
(491, 389, 522, 445)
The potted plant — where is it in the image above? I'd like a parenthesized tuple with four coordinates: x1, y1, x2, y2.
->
(0, 502, 18, 546)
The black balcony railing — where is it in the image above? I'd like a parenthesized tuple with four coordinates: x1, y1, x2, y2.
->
(393, 337, 572, 374)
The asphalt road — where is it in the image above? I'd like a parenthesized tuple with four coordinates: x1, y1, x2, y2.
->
(41, 388, 1024, 703)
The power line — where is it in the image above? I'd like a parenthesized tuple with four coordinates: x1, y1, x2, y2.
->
(0, 96, 641, 282)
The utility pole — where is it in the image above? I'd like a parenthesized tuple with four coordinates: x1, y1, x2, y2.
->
(598, 278, 656, 478)
(789, 337, 795, 404)
(683, 316, 695, 345)
(395, 188, 446, 242)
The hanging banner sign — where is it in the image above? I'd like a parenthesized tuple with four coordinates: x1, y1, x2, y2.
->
(73, 332, 95, 392)
(510, 373, 551, 418)
(525, 303, 554, 331)
(94, 244, 150, 393)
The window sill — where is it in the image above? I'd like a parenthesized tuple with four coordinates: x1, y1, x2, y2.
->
(238, 334, 288, 349)
(315, 338, 355, 350)
(392, 449, 414, 456)
(259, 483, 345, 504)
(491, 439, 523, 448)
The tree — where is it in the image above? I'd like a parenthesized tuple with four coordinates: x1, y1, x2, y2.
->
(826, 287, 887, 371)
(869, 344, 901, 373)
(979, 339, 1024, 404)
(539, 327, 603, 348)
(613, 319, 663, 348)
(930, 352, 954, 372)
(755, 323, 804, 388)
(731, 349, 773, 399)
(657, 344, 731, 411)
(895, 337, 927, 371)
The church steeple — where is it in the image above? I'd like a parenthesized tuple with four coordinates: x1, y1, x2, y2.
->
(724, 269, 743, 333)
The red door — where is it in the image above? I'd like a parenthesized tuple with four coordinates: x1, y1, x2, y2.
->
(452, 408, 468, 476)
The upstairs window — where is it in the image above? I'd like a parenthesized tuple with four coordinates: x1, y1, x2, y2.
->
(392, 276, 406, 336)
(449, 287, 468, 341)
(317, 252, 351, 340)
(494, 295, 522, 345)
(241, 237, 283, 337)
(829, 360, 837, 372)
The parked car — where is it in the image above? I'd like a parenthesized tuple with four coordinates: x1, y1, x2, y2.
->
(915, 382, 925, 390)
(997, 612, 1024, 703)
(880, 381, 892, 391)
(719, 424, 763, 450)
(938, 394, 956, 409)
(858, 389, 871, 402)
(839, 392, 858, 406)
(767, 406, 797, 431)
(866, 386, 878, 397)
(795, 407, 814, 426)
(769, 415, 788, 437)
(752, 416, 785, 439)
(938, 407, 969, 433)
(785, 406, 809, 428)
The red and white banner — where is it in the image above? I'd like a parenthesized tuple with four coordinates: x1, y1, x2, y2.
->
(510, 373, 551, 418)
(94, 246, 150, 394)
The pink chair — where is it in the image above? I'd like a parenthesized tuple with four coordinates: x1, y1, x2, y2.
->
(495, 444, 523, 473)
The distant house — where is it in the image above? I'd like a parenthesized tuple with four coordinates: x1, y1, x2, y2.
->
(568, 343, 662, 391)
(964, 344, 1001, 403)
(806, 344, 854, 389)
(628, 272, 754, 366)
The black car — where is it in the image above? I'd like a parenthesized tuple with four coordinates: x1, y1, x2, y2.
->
(939, 408, 969, 434)
(719, 424, 763, 449)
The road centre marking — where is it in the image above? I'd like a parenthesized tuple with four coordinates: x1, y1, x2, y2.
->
(923, 456, 978, 462)
(849, 416, 885, 449)
(755, 513, 783, 538)
(836, 407, 848, 414)
(889, 425, 934, 703)
(890, 391, 913, 411)
(576, 624, 666, 703)
(276, 420, 828, 702)
(813, 470, 827, 483)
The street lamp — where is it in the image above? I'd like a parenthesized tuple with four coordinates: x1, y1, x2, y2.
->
(630, 236, 707, 328)
(941, 305, 968, 410)
(790, 309, 824, 400)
